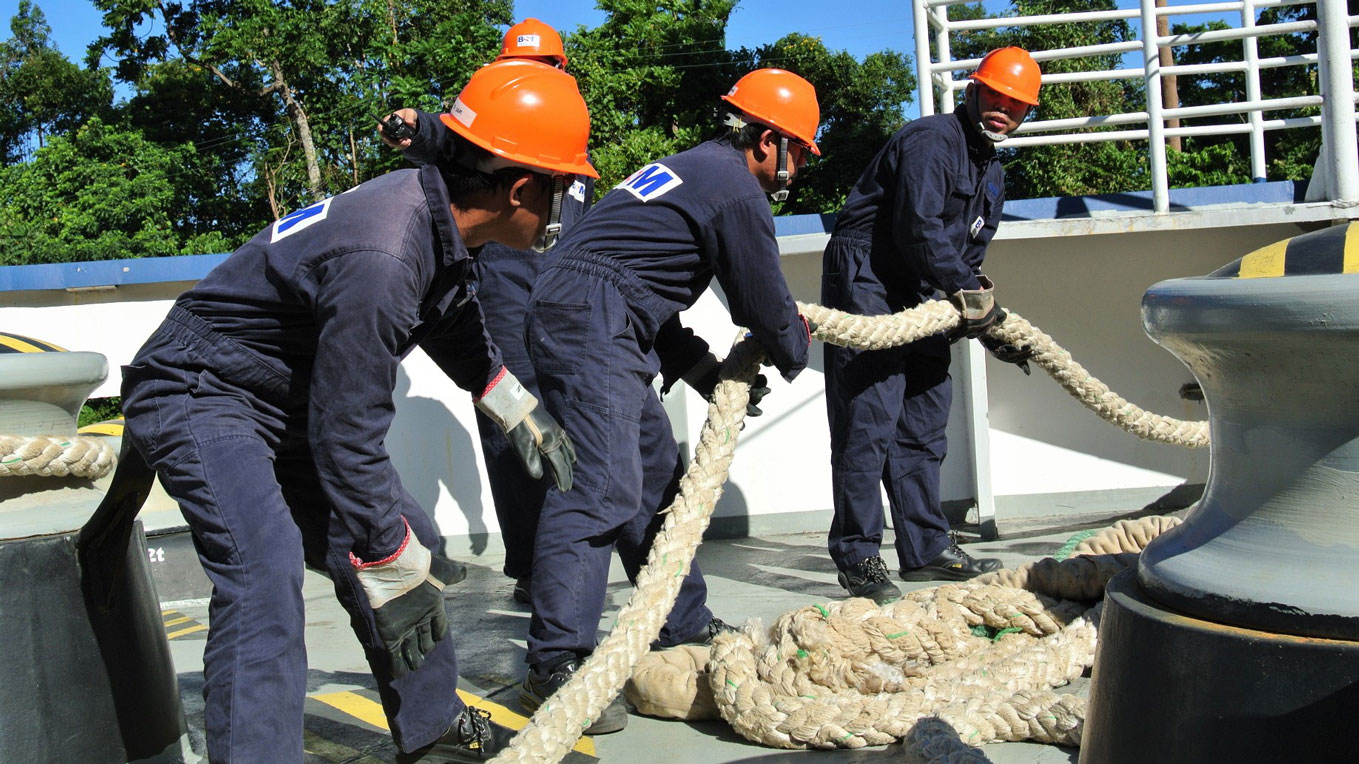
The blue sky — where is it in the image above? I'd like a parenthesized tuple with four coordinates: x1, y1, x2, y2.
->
(13, 0, 930, 116)
(19, 0, 919, 70)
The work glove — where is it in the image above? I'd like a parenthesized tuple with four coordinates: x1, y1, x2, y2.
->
(980, 333, 1033, 376)
(683, 352, 770, 417)
(352, 518, 460, 678)
(475, 368, 576, 491)
(947, 275, 998, 341)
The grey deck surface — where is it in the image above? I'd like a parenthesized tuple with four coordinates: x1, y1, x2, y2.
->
(160, 516, 1137, 764)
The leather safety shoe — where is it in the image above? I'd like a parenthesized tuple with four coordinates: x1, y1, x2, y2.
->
(650, 616, 738, 650)
(900, 540, 1003, 581)
(395, 706, 513, 763)
(519, 655, 628, 734)
(836, 556, 903, 604)
(511, 575, 531, 605)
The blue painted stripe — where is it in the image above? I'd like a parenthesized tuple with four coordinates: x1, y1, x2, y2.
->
(0, 180, 1309, 293)
(0, 253, 230, 292)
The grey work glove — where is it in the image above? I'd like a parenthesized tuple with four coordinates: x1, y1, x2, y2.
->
(352, 519, 458, 678)
(683, 352, 771, 417)
(947, 274, 998, 341)
(475, 368, 576, 492)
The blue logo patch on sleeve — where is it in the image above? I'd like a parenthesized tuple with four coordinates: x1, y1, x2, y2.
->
(271, 198, 333, 243)
(618, 163, 683, 201)
(568, 179, 586, 203)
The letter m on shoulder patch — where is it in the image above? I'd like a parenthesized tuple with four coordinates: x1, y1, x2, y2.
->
(618, 163, 682, 202)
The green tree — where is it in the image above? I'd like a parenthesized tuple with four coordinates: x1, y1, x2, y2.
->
(946, 0, 1149, 199)
(565, 0, 743, 189)
(0, 117, 231, 264)
(748, 33, 915, 213)
(0, 0, 112, 163)
(564, 1, 915, 213)
(91, 0, 509, 214)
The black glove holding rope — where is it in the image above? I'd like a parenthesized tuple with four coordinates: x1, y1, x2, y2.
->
(683, 353, 770, 417)
(980, 307, 1033, 375)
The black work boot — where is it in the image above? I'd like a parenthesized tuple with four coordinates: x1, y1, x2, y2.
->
(900, 537, 1003, 581)
(651, 616, 738, 650)
(511, 575, 531, 605)
(519, 654, 628, 734)
(836, 556, 903, 604)
(395, 706, 514, 763)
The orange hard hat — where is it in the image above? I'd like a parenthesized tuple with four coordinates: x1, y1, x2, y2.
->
(439, 60, 598, 178)
(969, 47, 1041, 106)
(496, 18, 567, 68)
(720, 68, 821, 156)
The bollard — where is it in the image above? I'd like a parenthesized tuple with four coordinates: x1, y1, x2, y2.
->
(1080, 223, 1359, 762)
(0, 337, 190, 763)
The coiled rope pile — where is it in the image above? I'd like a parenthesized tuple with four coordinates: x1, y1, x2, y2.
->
(492, 299, 1205, 763)
(0, 434, 114, 479)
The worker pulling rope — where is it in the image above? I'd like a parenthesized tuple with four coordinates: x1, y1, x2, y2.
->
(492, 299, 1202, 763)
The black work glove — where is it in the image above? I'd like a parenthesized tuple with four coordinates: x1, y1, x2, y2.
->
(505, 407, 577, 492)
(685, 353, 770, 417)
(475, 367, 577, 492)
(947, 275, 998, 341)
(980, 333, 1033, 376)
(352, 519, 456, 678)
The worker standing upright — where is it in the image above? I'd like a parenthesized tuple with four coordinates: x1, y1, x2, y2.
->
(823, 48, 1042, 605)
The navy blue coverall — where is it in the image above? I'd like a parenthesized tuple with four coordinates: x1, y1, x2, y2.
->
(400, 109, 594, 580)
(523, 139, 810, 665)
(822, 105, 1004, 572)
(120, 165, 502, 762)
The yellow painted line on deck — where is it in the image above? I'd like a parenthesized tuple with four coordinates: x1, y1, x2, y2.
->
(302, 729, 387, 764)
(1237, 238, 1288, 278)
(312, 690, 596, 757)
(163, 615, 194, 627)
(167, 624, 208, 639)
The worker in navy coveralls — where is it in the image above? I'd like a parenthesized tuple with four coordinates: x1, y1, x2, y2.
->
(119, 60, 596, 764)
(382, 19, 595, 606)
(516, 68, 821, 734)
(823, 47, 1043, 605)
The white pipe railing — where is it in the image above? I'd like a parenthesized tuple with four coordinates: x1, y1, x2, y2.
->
(913, 0, 1359, 211)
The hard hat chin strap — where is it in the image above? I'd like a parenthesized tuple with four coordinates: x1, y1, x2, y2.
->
(531, 174, 567, 253)
(771, 135, 790, 203)
(966, 85, 1009, 144)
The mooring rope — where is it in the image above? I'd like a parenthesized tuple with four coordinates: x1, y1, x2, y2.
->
(493, 298, 1200, 763)
(0, 434, 115, 479)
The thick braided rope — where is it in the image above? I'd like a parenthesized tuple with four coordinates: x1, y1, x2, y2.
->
(975, 516, 1182, 599)
(0, 434, 115, 479)
(798, 300, 1209, 448)
(708, 604, 1097, 750)
(697, 516, 1171, 753)
(493, 298, 1190, 762)
(491, 339, 765, 763)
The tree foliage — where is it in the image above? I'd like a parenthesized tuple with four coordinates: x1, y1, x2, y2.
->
(0, 117, 231, 264)
(946, 0, 1335, 199)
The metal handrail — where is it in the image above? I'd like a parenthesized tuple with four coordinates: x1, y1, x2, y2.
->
(912, 0, 1359, 211)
